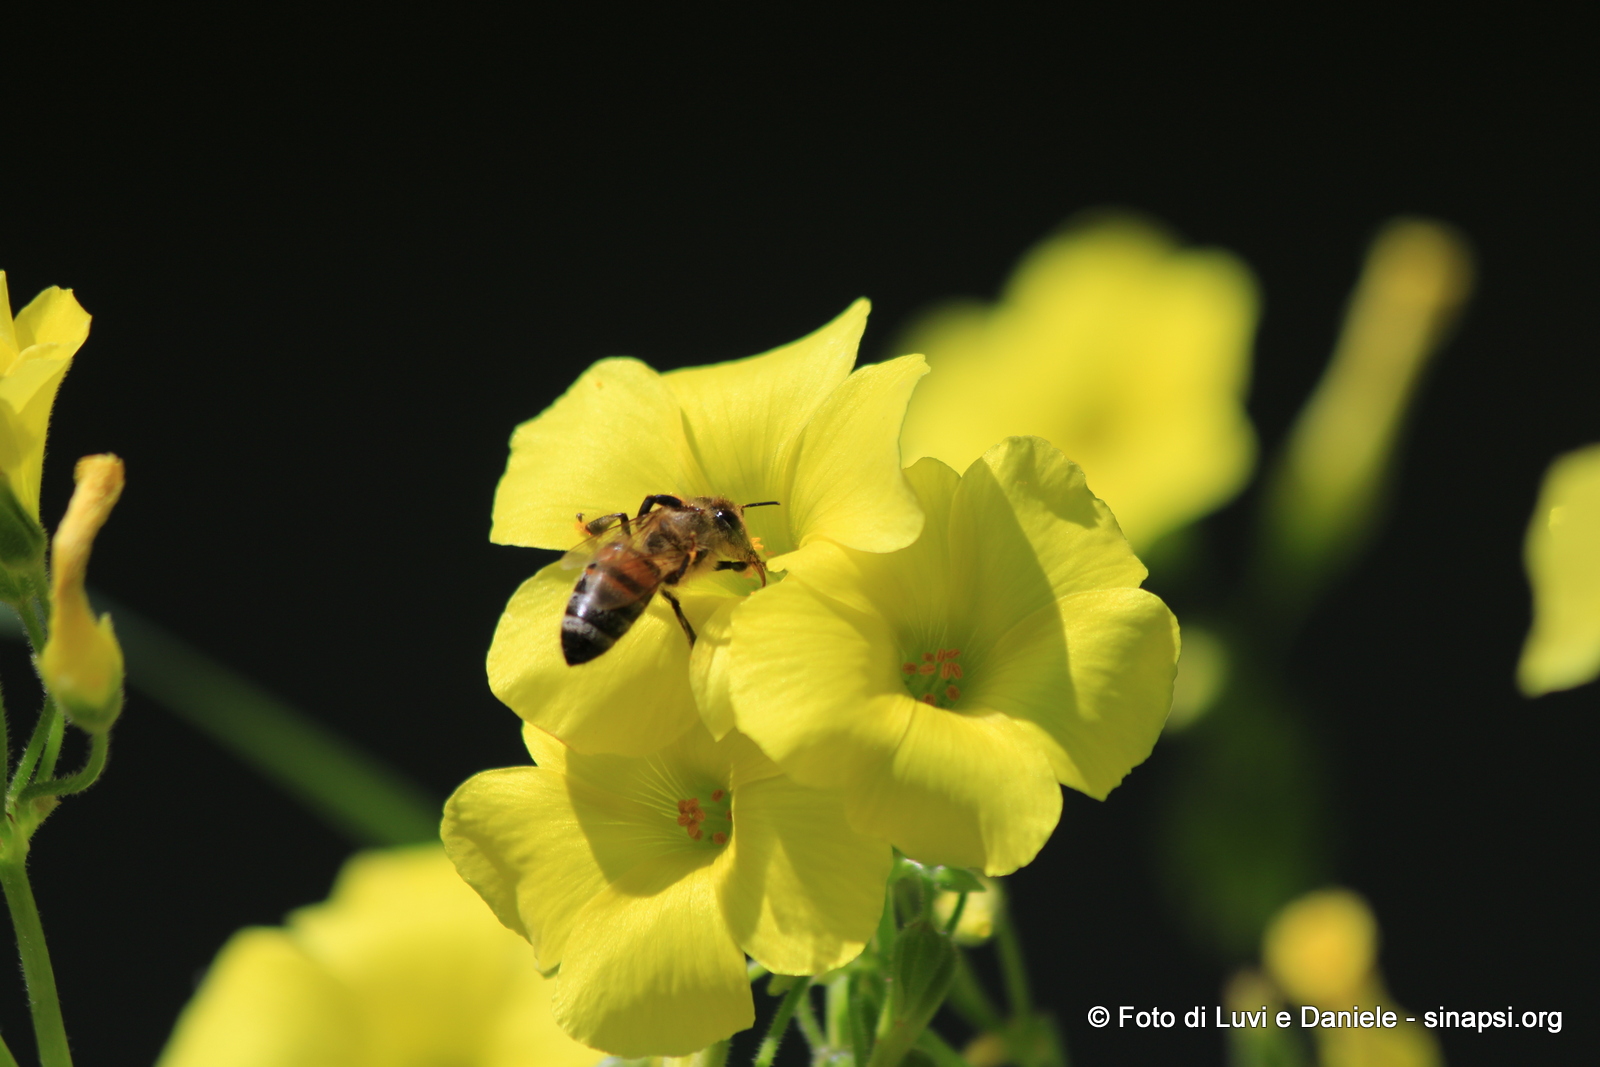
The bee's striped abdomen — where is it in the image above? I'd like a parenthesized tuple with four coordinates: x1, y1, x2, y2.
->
(561, 549, 661, 665)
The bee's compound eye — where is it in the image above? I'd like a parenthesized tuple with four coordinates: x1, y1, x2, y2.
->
(714, 508, 738, 529)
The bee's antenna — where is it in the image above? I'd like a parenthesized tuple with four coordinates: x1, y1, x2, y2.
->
(742, 501, 780, 509)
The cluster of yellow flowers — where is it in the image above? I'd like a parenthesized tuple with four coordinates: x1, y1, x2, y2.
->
(440, 266, 1216, 1053)
(160, 218, 1267, 1063)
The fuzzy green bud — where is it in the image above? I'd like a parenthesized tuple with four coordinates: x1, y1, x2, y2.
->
(874, 920, 958, 1064)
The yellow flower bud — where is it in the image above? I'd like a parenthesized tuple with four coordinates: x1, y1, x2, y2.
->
(1261, 888, 1377, 1007)
(39, 454, 126, 734)
(932, 875, 1002, 946)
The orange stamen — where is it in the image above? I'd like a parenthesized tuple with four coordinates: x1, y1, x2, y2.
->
(711, 789, 725, 802)
(919, 663, 936, 675)
(946, 685, 961, 701)
(712, 831, 728, 845)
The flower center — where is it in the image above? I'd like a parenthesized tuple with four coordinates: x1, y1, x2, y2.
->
(901, 647, 963, 708)
(676, 787, 733, 846)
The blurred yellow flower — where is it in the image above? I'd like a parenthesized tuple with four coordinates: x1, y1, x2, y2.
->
(1518, 443, 1600, 695)
(488, 301, 926, 755)
(898, 217, 1258, 549)
(158, 846, 601, 1067)
(718, 437, 1178, 875)
(1260, 889, 1440, 1067)
(0, 271, 91, 521)
(1261, 219, 1473, 604)
(443, 723, 891, 1058)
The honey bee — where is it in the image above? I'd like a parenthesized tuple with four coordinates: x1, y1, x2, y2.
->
(561, 494, 779, 665)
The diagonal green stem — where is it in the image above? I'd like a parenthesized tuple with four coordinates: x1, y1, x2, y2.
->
(19, 733, 109, 803)
(94, 594, 439, 846)
(793, 980, 826, 1050)
(7, 701, 59, 805)
(0, 850, 72, 1067)
(995, 908, 1033, 1019)
(753, 976, 811, 1067)
(0, 1028, 20, 1067)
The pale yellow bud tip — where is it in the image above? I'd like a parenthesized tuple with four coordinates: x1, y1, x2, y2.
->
(1261, 888, 1378, 1007)
(39, 454, 126, 734)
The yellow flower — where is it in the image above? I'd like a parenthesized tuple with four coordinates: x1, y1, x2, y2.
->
(1260, 889, 1441, 1067)
(1518, 443, 1600, 695)
(0, 271, 91, 521)
(488, 301, 926, 755)
(443, 722, 892, 1058)
(898, 218, 1258, 549)
(159, 846, 602, 1067)
(717, 437, 1178, 875)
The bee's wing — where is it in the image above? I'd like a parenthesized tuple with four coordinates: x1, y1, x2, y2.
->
(559, 510, 659, 570)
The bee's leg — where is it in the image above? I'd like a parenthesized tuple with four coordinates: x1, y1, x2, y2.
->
(637, 494, 685, 519)
(714, 560, 749, 573)
(660, 589, 697, 647)
(583, 512, 629, 536)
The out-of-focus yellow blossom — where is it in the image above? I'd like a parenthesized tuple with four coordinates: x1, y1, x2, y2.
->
(39, 454, 125, 733)
(898, 218, 1258, 549)
(1262, 220, 1472, 602)
(159, 846, 602, 1067)
(932, 875, 1001, 946)
(1261, 889, 1441, 1067)
(444, 722, 891, 1058)
(0, 271, 91, 521)
(717, 437, 1178, 875)
(1263, 889, 1377, 1005)
(489, 302, 926, 755)
(1518, 443, 1600, 695)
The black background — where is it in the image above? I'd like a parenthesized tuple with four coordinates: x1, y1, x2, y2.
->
(1, 12, 1594, 1065)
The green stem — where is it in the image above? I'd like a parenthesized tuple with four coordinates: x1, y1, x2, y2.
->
(995, 908, 1033, 1019)
(0, 1028, 20, 1067)
(946, 952, 1005, 1032)
(753, 976, 810, 1067)
(875, 880, 898, 966)
(95, 595, 439, 846)
(915, 1029, 974, 1067)
(0, 849, 73, 1067)
(0, 672, 11, 786)
(38, 713, 64, 782)
(793, 979, 826, 1051)
(19, 733, 109, 803)
(943, 891, 968, 935)
(7, 701, 58, 804)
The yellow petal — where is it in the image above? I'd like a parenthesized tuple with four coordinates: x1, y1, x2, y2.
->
(900, 218, 1258, 549)
(950, 437, 1147, 640)
(488, 563, 702, 755)
(689, 599, 741, 739)
(14, 285, 92, 353)
(1518, 443, 1600, 695)
(663, 301, 866, 522)
(982, 588, 1178, 799)
(553, 851, 752, 1058)
(718, 773, 890, 974)
(776, 353, 928, 562)
(491, 357, 705, 549)
(846, 703, 1062, 875)
(442, 767, 613, 969)
(727, 569, 912, 789)
(157, 929, 360, 1067)
(0, 356, 73, 518)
